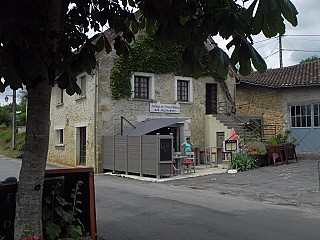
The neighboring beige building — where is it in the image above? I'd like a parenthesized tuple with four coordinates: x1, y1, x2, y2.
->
(47, 36, 236, 172)
(237, 60, 320, 153)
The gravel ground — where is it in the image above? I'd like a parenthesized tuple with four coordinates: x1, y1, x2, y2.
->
(163, 153, 320, 210)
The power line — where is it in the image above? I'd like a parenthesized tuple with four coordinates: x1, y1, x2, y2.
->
(282, 49, 320, 53)
(263, 50, 279, 60)
(255, 39, 278, 49)
(284, 34, 320, 37)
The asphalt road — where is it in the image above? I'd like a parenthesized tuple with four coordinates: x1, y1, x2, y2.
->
(95, 175, 320, 240)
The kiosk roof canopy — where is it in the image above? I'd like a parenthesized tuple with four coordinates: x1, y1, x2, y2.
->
(121, 118, 188, 136)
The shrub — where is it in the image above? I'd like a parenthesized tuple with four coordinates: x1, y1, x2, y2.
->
(230, 154, 257, 171)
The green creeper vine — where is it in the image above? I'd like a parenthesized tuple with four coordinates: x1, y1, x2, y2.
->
(110, 34, 219, 99)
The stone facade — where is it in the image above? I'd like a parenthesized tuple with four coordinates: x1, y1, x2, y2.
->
(48, 49, 236, 172)
(236, 83, 320, 136)
(236, 84, 284, 134)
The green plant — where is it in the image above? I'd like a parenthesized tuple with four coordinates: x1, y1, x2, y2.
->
(245, 141, 266, 155)
(267, 130, 291, 146)
(0, 125, 25, 158)
(43, 181, 84, 240)
(20, 222, 39, 240)
(110, 34, 220, 99)
(230, 154, 257, 171)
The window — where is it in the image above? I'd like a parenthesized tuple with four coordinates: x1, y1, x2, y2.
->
(77, 75, 87, 97)
(177, 80, 189, 101)
(175, 76, 193, 102)
(290, 104, 311, 127)
(134, 76, 149, 99)
(56, 88, 63, 105)
(131, 73, 155, 100)
(314, 104, 320, 127)
(55, 128, 64, 146)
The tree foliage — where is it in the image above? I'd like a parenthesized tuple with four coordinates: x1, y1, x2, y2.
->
(300, 55, 320, 64)
(0, 0, 298, 238)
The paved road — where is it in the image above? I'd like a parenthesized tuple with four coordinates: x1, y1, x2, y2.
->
(95, 175, 320, 240)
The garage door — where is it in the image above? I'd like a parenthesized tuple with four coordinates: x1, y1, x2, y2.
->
(289, 103, 320, 152)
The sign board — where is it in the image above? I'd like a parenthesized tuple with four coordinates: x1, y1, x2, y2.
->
(223, 140, 238, 152)
(160, 138, 173, 161)
(150, 103, 180, 114)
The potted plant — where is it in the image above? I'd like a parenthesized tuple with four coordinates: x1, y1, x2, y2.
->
(266, 130, 298, 165)
(245, 141, 268, 166)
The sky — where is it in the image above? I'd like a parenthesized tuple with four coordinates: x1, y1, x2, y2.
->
(214, 0, 320, 69)
(0, 0, 317, 105)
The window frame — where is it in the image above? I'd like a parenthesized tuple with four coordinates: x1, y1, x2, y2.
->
(131, 72, 155, 100)
(290, 104, 312, 128)
(175, 76, 193, 103)
(54, 126, 64, 146)
(56, 87, 64, 106)
(77, 74, 87, 99)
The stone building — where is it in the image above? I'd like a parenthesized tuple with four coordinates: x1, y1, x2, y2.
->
(47, 34, 236, 172)
(236, 60, 320, 153)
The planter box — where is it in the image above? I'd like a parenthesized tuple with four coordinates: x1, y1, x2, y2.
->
(255, 154, 268, 167)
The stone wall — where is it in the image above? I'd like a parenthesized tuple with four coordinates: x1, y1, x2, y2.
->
(236, 84, 320, 139)
(236, 83, 285, 135)
(47, 72, 96, 168)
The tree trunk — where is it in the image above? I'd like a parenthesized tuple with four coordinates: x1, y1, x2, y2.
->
(14, 80, 52, 239)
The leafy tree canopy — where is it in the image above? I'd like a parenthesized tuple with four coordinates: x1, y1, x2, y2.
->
(300, 55, 320, 64)
(0, 0, 298, 95)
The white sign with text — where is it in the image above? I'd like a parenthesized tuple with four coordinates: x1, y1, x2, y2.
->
(149, 103, 180, 114)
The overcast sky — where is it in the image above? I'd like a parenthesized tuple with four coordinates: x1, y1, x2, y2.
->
(0, 0, 317, 105)
(215, 0, 319, 69)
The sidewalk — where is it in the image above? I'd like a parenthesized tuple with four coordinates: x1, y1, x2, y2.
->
(103, 161, 229, 182)
(166, 153, 320, 209)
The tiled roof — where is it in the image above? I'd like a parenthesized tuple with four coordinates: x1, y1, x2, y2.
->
(238, 60, 320, 88)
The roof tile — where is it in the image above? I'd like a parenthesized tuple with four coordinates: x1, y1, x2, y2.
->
(238, 60, 320, 88)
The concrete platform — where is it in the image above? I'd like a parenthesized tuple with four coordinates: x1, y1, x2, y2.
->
(103, 161, 230, 182)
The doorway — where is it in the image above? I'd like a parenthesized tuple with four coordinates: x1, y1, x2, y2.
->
(147, 126, 180, 151)
(76, 126, 86, 165)
(206, 83, 218, 114)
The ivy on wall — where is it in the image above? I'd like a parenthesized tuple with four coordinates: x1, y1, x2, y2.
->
(110, 34, 219, 99)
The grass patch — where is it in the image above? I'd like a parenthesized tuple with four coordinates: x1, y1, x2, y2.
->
(0, 125, 25, 158)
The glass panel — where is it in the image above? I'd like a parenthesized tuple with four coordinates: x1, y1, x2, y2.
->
(307, 105, 311, 115)
(296, 106, 300, 115)
(301, 105, 305, 115)
(314, 116, 319, 127)
(307, 116, 311, 127)
(296, 117, 301, 127)
(291, 117, 296, 127)
(302, 116, 306, 127)
(291, 106, 295, 116)
(314, 104, 319, 116)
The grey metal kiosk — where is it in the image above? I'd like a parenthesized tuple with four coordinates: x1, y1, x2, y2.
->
(103, 134, 173, 179)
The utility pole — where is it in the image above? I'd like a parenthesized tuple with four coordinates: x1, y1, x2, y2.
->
(279, 34, 283, 68)
(5, 90, 17, 149)
(12, 90, 16, 149)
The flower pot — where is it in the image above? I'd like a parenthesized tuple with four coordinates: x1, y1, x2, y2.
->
(255, 154, 268, 166)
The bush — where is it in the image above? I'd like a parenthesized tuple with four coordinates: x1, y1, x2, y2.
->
(245, 141, 266, 155)
(230, 154, 257, 171)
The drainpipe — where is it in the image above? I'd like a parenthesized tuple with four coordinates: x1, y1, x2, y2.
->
(93, 60, 99, 173)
